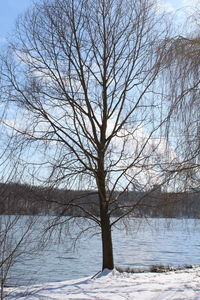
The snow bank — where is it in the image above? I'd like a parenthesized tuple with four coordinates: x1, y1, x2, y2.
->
(5, 267, 200, 299)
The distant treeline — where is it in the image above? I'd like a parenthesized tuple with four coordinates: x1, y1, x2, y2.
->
(0, 182, 199, 218)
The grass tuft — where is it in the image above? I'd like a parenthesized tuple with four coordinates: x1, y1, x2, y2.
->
(116, 264, 194, 274)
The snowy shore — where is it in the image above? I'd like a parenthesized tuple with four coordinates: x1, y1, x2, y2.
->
(5, 267, 200, 299)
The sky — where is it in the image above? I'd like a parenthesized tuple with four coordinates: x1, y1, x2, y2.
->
(0, 0, 198, 47)
(0, 0, 33, 45)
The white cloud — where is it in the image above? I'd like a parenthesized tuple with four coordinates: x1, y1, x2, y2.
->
(183, 0, 199, 10)
(156, 0, 176, 13)
(166, 0, 199, 15)
(105, 123, 179, 189)
(157, 0, 199, 34)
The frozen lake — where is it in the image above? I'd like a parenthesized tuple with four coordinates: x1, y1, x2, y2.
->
(2, 216, 200, 286)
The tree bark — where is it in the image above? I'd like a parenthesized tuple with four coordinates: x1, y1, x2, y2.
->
(101, 212, 114, 270)
(97, 156, 114, 270)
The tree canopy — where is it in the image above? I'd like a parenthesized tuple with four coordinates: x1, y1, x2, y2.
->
(0, 0, 188, 269)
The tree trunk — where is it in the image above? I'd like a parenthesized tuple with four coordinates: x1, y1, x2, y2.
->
(97, 164, 114, 270)
(101, 213, 114, 270)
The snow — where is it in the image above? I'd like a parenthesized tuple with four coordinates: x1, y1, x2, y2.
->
(5, 267, 200, 299)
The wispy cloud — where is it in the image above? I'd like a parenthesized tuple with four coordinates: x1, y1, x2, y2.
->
(156, 0, 176, 13)
(183, 0, 199, 11)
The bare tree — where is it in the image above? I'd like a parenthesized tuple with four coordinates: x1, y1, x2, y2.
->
(0, 215, 40, 299)
(0, 0, 174, 270)
(163, 8, 200, 191)
(0, 64, 45, 300)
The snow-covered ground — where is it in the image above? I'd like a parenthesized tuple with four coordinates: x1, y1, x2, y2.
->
(5, 267, 200, 299)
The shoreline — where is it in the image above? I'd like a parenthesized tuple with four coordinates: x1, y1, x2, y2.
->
(5, 266, 200, 299)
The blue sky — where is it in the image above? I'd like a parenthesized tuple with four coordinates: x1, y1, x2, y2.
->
(0, 0, 197, 46)
(0, 0, 33, 44)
